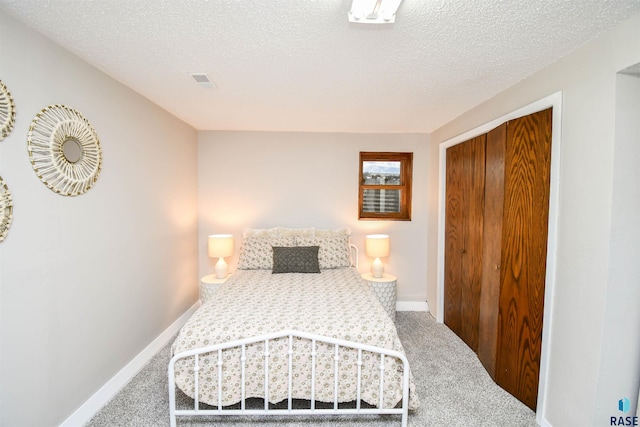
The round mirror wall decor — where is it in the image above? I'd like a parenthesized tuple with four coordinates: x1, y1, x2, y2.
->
(0, 176, 13, 242)
(27, 104, 102, 196)
(0, 80, 16, 140)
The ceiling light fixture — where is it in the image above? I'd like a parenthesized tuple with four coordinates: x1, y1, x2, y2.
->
(348, 0, 402, 24)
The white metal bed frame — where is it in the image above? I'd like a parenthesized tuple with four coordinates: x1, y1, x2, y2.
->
(168, 329, 411, 426)
(350, 242, 359, 269)
(168, 243, 411, 425)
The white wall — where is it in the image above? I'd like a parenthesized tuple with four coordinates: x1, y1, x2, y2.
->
(428, 12, 640, 427)
(593, 69, 640, 423)
(0, 10, 199, 426)
(197, 131, 429, 304)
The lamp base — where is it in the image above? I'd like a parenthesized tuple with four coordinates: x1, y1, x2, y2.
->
(371, 257, 384, 278)
(214, 257, 228, 279)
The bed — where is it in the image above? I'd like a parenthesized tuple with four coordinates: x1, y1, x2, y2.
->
(168, 227, 418, 426)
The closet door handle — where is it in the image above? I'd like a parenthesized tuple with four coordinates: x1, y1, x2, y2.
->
(494, 264, 501, 270)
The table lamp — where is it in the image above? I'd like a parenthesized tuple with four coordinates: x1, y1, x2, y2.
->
(208, 234, 234, 279)
(365, 234, 390, 278)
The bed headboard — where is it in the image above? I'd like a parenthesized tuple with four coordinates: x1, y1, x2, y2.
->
(349, 243, 359, 270)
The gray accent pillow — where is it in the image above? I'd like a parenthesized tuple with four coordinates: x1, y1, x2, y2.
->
(272, 246, 321, 274)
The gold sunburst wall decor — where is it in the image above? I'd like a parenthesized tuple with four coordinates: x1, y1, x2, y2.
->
(27, 104, 102, 196)
(0, 80, 16, 140)
(0, 176, 13, 242)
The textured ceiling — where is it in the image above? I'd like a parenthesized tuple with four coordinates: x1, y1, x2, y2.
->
(1, 0, 640, 133)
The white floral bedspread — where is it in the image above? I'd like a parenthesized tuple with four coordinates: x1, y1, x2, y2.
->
(171, 268, 418, 409)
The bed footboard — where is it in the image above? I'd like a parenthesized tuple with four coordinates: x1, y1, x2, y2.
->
(168, 329, 410, 426)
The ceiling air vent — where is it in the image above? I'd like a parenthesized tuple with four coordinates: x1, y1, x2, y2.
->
(190, 73, 216, 89)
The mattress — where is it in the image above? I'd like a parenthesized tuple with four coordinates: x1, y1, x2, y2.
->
(171, 267, 418, 409)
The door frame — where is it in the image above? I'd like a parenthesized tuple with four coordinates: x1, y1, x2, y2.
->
(436, 92, 562, 425)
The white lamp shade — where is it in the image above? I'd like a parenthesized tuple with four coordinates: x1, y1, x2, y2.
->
(365, 234, 390, 258)
(208, 234, 234, 258)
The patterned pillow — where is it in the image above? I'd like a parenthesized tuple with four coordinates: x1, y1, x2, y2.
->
(295, 234, 351, 269)
(237, 236, 295, 270)
(272, 246, 321, 274)
(243, 227, 315, 239)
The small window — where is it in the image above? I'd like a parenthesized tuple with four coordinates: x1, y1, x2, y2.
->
(359, 152, 413, 220)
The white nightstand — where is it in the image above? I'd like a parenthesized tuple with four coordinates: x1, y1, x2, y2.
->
(361, 272, 397, 321)
(200, 274, 231, 304)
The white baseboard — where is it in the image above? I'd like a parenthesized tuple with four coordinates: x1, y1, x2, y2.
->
(540, 418, 552, 427)
(59, 301, 200, 427)
(396, 301, 430, 312)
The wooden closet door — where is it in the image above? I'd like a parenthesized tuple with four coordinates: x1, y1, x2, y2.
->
(477, 123, 507, 378)
(444, 135, 486, 352)
(494, 108, 552, 410)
